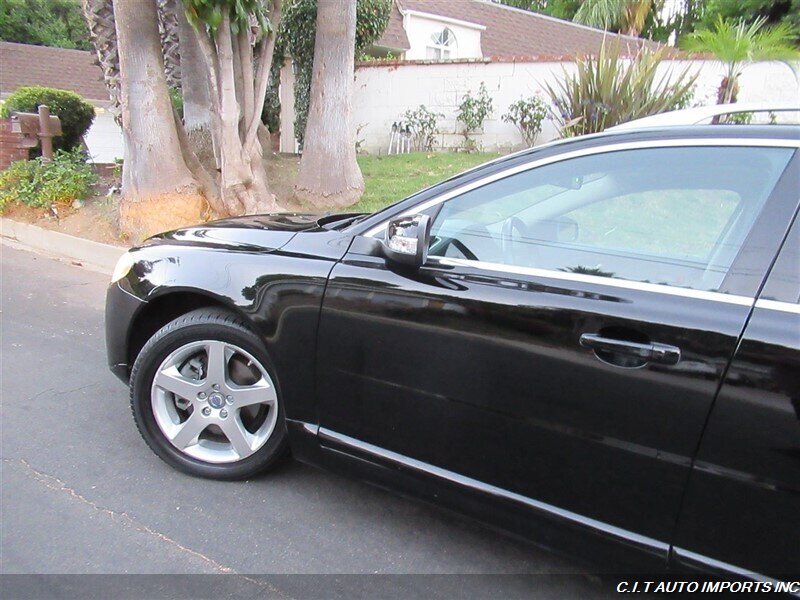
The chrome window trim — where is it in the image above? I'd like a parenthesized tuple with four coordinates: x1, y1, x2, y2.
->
(428, 256, 756, 306)
(754, 298, 800, 314)
(364, 137, 799, 238)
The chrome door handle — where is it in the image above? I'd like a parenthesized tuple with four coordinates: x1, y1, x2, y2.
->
(580, 334, 681, 365)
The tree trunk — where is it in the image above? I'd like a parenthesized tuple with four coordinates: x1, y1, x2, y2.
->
(177, 9, 213, 132)
(114, 0, 207, 240)
(711, 75, 739, 123)
(193, 8, 281, 216)
(82, 0, 121, 124)
(157, 0, 181, 89)
(176, 5, 216, 173)
(293, 0, 364, 209)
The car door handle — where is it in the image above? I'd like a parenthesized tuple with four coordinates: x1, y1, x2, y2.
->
(579, 334, 681, 365)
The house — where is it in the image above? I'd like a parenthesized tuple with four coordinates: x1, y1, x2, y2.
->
(0, 41, 123, 164)
(369, 0, 659, 61)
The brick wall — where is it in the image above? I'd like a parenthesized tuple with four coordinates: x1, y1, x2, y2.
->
(0, 119, 30, 170)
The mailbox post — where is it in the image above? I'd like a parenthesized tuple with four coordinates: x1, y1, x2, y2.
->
(9, 106, 62, 161)
(38, 105, 54, 161)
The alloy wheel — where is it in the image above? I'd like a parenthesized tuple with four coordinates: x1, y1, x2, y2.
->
(150, 340, 279, 464)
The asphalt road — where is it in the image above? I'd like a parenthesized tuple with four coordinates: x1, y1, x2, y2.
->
(0, 244, 621, 599)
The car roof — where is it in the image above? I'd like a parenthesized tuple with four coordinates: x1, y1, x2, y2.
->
(457, 125, 799, 178)
(607, 103, 800, 131)
(526, 124, 800, 153)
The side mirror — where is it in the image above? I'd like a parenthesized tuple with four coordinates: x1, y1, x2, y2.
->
(382, 214, 432, 267)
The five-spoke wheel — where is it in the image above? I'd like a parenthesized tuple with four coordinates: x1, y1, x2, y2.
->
(130, 309, 288, 479)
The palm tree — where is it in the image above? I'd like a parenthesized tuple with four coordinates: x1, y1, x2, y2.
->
(82, 0, 121, 123)
(157, 0, 182, 90)
(573, 0, 652, 37)
(681, 16, 799, 106)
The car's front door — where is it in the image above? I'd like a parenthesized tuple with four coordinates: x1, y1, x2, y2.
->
(315, 141, 797, 554)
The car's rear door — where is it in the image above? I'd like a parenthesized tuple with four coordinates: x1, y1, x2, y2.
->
(672, 196, 800, 578)
(315, 139, 798, 559)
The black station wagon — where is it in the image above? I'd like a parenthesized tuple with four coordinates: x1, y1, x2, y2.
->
(106, 125, 800, 580)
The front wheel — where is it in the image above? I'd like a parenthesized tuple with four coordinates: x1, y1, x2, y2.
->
(129, 308, 288, 480)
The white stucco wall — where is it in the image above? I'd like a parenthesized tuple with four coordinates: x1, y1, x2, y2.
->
(402, 11, 484, 60)
(84, 107, 123, 164)
(351, 59, 800, 155)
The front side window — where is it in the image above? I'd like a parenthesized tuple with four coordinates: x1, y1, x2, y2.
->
(427, 146, 793, 292)
(426, 27, 456, 60)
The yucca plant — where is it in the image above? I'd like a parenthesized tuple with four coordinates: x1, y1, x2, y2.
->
(681, 17, 799, 106)
(544, 43, 698, 137)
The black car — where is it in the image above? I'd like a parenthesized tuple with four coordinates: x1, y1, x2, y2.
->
(106, 126, 800, 579)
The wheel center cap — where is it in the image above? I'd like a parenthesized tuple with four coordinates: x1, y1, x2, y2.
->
(208, 392, 225, 409)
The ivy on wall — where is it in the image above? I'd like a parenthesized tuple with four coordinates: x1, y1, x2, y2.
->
(274, 0, 391, 147)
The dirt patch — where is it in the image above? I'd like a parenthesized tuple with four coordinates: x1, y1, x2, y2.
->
(3, 197, 124, 245)
(266, 153, 305, 210)
(3, 154, 312, 246)
(3, 164, 128, 246)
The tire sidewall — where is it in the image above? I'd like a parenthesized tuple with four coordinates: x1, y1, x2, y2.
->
(131, 317, 287, 480)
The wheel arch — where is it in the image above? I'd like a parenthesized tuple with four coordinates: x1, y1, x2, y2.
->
(126, 290, 257, 370)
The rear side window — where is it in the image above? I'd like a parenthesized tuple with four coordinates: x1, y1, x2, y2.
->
(428, 146, 794, 292)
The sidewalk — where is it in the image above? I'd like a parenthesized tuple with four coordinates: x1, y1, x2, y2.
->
(0, 217, 126, 274)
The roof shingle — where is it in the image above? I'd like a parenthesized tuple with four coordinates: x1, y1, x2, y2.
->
(0, 42, 109, 102)
(377, 2, 411, 51)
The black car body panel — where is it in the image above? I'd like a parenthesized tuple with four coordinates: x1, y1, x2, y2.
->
(673, 215, 800, 577)
(105, 126, 800, 578)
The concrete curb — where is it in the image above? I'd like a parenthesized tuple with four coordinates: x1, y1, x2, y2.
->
(0, 217, 126, 274)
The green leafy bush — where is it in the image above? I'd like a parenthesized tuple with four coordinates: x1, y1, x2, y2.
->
(544, 44, 698, 137)
(0, 86, 95, 152)
(0, 150, 97, 213)
(403, 105, 444, 151)
(502, 94, 550, 147)
(457, 83, 493, 151)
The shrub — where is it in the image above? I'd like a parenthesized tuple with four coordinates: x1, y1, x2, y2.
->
(544, 44, 698, 137)
(403, 105, 444, 151)
(502, 94, 550, 147)
(457, 82, 493, 151)
(0, 149, 97, 213)
(0, 86, 95, 152)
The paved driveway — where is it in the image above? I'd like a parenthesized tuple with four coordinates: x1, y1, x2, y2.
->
(1, 244, 619, 598)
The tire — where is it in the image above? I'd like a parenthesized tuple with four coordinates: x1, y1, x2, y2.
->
(130, 307, 289, 480)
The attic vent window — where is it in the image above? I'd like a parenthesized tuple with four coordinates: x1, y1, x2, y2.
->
(427, 27, 456, 60)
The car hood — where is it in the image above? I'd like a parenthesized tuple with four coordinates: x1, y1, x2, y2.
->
(140, 213, 330, 253)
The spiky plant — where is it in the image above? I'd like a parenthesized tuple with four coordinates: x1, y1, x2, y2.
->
(544, 43, 698, 137)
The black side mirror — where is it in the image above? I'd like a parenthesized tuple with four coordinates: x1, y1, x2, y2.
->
(382, 214, 432, 267)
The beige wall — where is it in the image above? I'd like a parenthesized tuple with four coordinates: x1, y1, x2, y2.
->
(279, 58, 297, 154)
(349, 59, 800, 154)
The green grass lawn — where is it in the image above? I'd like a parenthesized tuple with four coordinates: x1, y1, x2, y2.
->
(353, 152, 501, 214)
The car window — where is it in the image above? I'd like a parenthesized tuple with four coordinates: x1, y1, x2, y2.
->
(428, 146, 793, 292)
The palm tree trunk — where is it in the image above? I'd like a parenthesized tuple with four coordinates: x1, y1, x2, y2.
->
(82, 0, 121, 124)
(113, 0, 207, 240)
(293, 0, 364, 208)
(157, 0, 182, 89)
